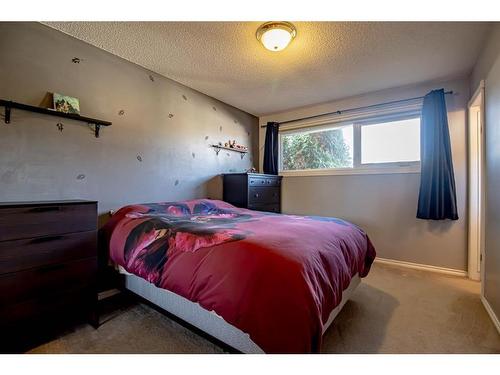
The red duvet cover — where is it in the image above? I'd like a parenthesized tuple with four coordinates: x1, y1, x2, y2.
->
(101, 199, 376, 353)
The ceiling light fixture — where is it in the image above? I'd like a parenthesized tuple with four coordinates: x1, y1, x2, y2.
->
(256, 22, 297, 52)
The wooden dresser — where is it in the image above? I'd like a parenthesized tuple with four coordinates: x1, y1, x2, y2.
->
(223, 173, 282, 213)
(0, 200, 98, 352)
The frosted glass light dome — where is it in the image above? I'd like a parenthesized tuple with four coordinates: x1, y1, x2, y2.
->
(256, 22, 297, 52)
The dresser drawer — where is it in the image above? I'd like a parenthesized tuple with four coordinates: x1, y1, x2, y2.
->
(1, 287, 95, 353)
(0, 257, 96, 307)
(248, 203, 280, 213)
(0, 203, 96, 242)
(0, 285, 94, 326)
(0, 231, 96, 274)
(248, 187, 280, 204)
(248, 176, 281, 187)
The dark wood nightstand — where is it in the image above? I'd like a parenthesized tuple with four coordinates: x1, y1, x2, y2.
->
(0, 200, 98, 352)
(223, 173, 282, 213)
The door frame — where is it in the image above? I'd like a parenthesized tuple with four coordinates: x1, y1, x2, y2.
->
(467, 80, 485, 283)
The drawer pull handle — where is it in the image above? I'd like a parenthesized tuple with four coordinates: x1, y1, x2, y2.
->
(28, 206, 61, 213)
(30, 235, 63, 244)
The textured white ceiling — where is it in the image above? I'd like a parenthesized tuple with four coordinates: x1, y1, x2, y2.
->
(44, 22, 491, 116)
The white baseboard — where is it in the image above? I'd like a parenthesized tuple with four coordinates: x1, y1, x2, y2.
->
(374, 257, 468, 277)
(481, 296, 500, 335)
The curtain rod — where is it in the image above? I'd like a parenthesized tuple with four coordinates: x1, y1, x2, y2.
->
(260, 90, 453, 128)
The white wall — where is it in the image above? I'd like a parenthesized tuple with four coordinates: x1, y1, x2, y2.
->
(259, 76, 469, 271)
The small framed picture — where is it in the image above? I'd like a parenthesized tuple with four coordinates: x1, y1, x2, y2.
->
(53, 93, 80, 114)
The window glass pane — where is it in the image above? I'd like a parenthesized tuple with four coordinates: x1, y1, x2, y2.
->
(361, 118, 420, 164)
(281, 125, 353, 171)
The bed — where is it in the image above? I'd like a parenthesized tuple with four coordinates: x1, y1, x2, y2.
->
(100, 199, 376, 353)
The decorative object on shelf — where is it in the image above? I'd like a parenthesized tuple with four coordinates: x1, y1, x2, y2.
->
(39, 92, 54, 109)
(0, 99, 111, 138)
(211, 144, 248, 159)
(224, 139, 248, 152)
(234, 144, 248, 151)
(53, 93, 80, 114)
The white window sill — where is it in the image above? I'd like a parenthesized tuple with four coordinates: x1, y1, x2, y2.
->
(279, 165, 420, 177)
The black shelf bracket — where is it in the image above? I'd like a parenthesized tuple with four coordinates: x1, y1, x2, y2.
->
(92, 124, 101, 138)
(4, 104, 11, 124)
(1, 99, 111, 139)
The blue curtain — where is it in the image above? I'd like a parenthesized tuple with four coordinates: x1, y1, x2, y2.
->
(263, 122, 279, 175)
(417, 89, 458, 220)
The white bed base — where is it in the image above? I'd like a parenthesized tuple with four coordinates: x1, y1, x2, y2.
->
(124, 272, 361, 353)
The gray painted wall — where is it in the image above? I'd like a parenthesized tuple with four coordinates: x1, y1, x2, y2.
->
(472, 23, 500, 326)
(259, 77, 469, 271)
(0, 22, 258, 221)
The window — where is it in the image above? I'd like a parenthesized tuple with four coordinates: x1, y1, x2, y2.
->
(279, 114, 420, 175)
(281, 125, 353, 171)
(361, 117, 420, 164)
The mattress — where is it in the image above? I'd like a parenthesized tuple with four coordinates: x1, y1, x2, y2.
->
(124, 271, 361, 353)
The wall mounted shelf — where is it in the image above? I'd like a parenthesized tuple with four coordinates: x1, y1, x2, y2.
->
(211, 144, 248, 159)
(0, 99, 112, 138)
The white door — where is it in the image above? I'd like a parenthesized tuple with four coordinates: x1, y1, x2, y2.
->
(468, 81, 485, 281)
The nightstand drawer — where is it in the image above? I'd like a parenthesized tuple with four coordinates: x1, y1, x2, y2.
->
(0, 257, 96, 307)
(249, 187, 280, 204)
(248, 203, 280, 213)
(249, 176, 281, 187)
(0, 231, 96, 274)
(0, 203, 96, 241)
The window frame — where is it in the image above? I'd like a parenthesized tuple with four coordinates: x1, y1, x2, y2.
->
(278, 112, 421, 177)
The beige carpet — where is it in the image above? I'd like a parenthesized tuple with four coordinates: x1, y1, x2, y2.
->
(29, 263, 500, 354)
